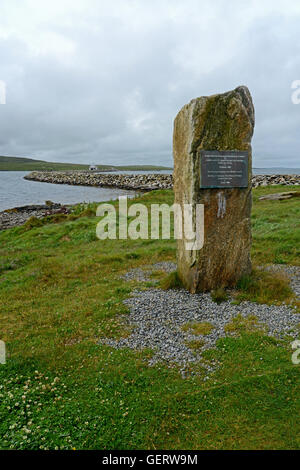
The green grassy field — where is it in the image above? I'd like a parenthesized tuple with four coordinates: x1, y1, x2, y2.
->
(0, 185, 299, 450)
(0, 156, 172, 172)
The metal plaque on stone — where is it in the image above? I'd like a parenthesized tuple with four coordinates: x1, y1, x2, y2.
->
(200, 150, 249, 188)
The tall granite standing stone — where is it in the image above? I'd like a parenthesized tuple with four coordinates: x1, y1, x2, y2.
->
(173, 86, 255, 292)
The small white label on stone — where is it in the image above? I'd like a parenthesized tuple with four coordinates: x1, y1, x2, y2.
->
(217, 192, 226, 218)
(0, 340, 6, 364)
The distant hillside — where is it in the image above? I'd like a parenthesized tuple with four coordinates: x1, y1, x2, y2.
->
(0, 156, 89, 171)
(0, 156, 172, 172)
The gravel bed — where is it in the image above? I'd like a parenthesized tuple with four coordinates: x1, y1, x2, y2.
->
(120, 268, 152, 282)
(101, 264, 300, 377)
(120, 261, 177, 282)
(151, 262, 177, 273)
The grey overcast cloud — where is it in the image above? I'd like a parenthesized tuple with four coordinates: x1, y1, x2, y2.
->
(0, 0, 300, 167)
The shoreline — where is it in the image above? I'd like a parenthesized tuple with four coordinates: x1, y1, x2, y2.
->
(1, 172, 299, 230)
(24, 171, 300, 190)
(0, 203, 71, 231)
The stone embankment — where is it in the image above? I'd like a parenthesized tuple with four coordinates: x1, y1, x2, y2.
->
(252, 174, 299, 187)
(24, 171, 299, 190)
(24, 171, 173, 191)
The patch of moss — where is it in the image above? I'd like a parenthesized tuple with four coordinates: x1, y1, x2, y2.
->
(125, 252, 141, 260)
(192, 92, 250, 155)
(160, 271, 182, 290)
(98, 317, 133, 340)
(235, 268, 295, 306)
(67, 214, 80, 221)
(46, 213, 69, 224)
(224, 314, 265, 336)
(186, 339, 205, 352)
(22, 216, 43, 231)
(79, 208, 96, 218)
(182, 321, 215, 336)
(150, 270, 165, 280)
(211, 288, 229, 304)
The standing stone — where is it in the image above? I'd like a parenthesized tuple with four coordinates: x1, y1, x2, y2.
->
(173, 86, 255, 292)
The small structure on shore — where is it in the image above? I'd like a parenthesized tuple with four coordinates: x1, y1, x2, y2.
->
(89, 165, 98, 171)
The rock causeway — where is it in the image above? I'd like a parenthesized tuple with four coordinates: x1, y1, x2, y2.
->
(24, 170, 299, 191)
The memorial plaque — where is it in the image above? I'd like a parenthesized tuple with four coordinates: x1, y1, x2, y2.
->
(200, 150, 249, 188)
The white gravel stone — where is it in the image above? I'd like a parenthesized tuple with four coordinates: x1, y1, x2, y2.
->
(100, 264, 300, 377)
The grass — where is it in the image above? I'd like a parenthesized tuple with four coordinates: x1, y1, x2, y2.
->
(234, 268, 296, 307)
(211, 288, 229, 304)
(252, 185, 300, 265)
(160, 271, 182, 290)
(0, 185, 299, 449)
(224, 314, 265, 335)
(186, 339, 205, 352)
(182, 322, 215, 336)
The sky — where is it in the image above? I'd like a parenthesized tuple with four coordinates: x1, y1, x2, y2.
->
(0, 0, 300, 168)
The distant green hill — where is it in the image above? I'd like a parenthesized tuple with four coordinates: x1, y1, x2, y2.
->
(0, 156, 172, 172)
(0, 156, 88, 171)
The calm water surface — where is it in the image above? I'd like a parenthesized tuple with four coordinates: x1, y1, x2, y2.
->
(0, 169, 299, 212)
(0, 171, 140, 212)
